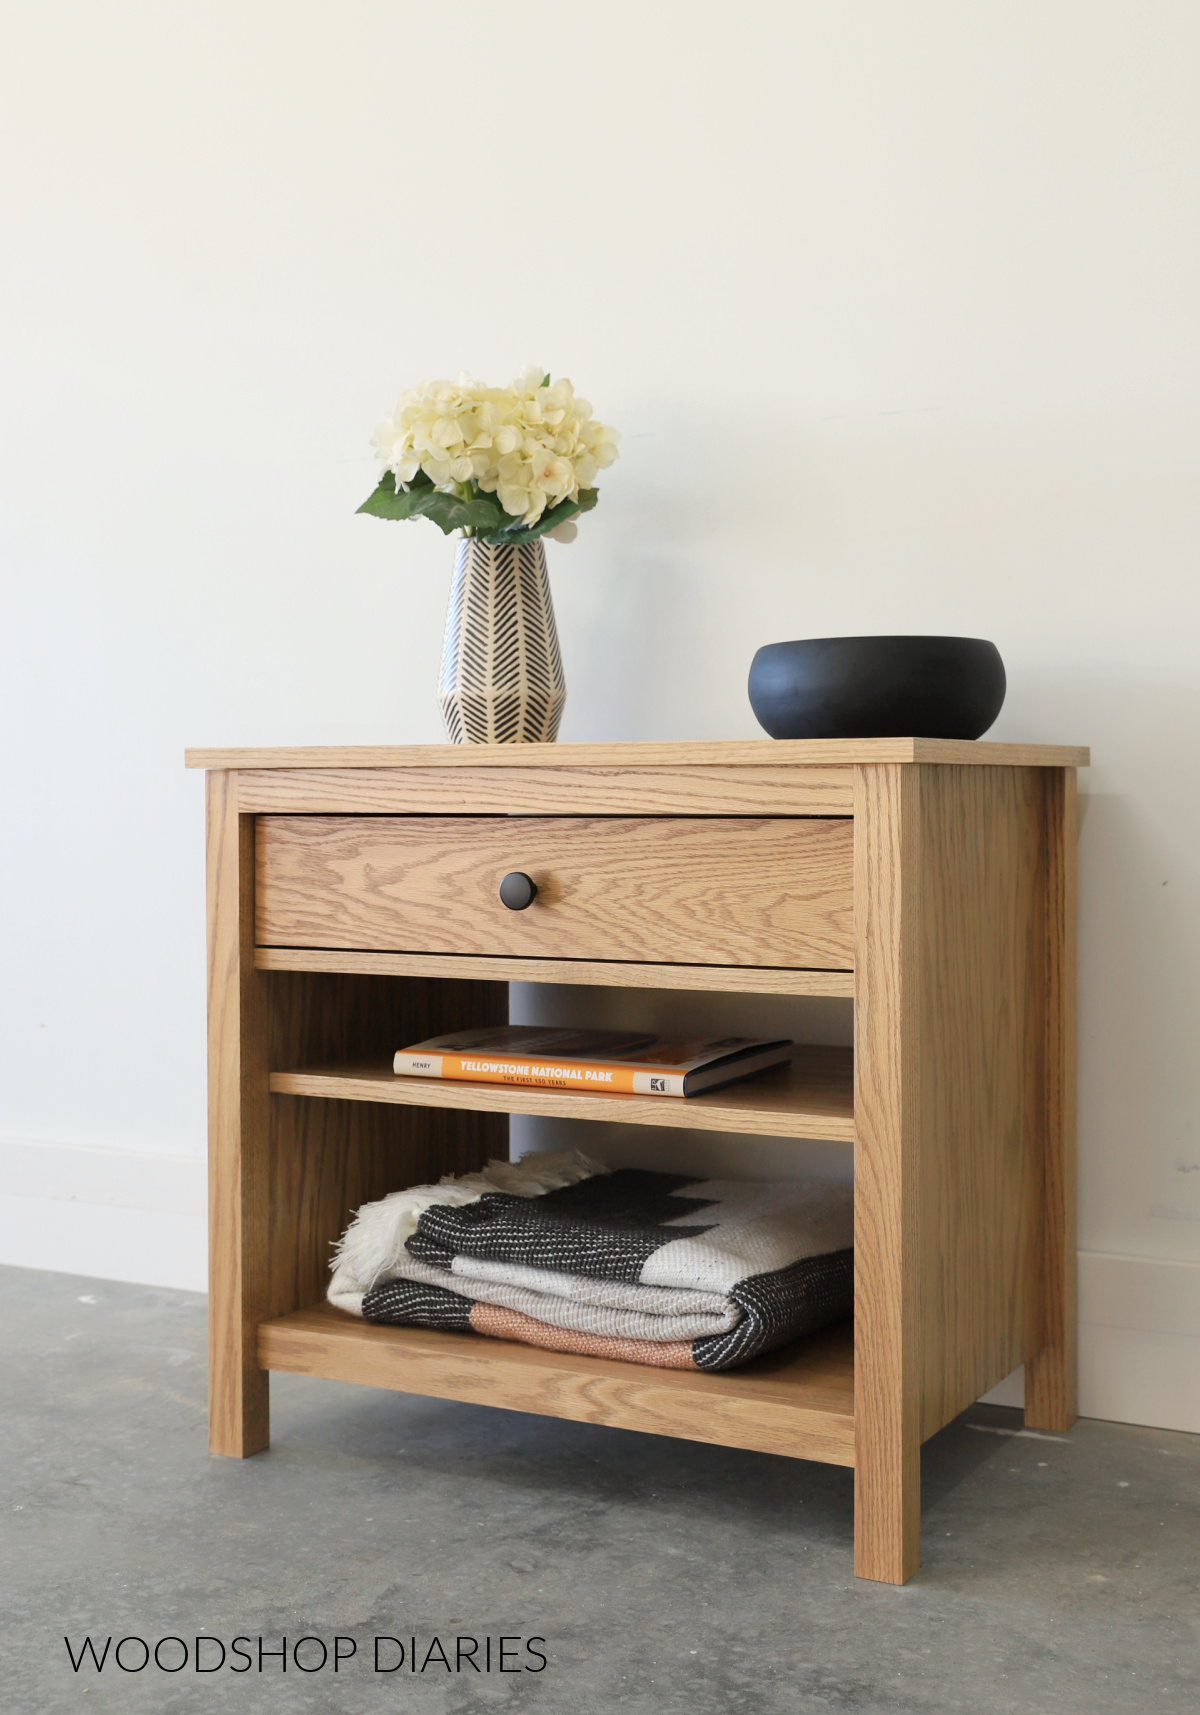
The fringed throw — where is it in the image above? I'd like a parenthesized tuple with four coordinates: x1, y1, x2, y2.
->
(328, 1151, 852, 1373)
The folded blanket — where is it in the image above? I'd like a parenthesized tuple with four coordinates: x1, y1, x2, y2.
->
(329, 1150, 852, 1373)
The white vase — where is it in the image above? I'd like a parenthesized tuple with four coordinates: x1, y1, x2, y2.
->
(438, 538, 566, 744)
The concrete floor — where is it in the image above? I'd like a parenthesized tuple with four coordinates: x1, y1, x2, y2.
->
(3, 1265, 1197, 1715)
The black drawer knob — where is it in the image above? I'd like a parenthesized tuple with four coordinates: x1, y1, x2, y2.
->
(499, 872, 538, 911)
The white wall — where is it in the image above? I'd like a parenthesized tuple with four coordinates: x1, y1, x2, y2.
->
(2, 2, 1199, 1426)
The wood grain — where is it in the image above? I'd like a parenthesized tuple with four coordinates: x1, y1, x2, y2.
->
(255, 815, 855, 969)
(914, 766, 1047, 1434)
(236, 765, 855, 817)
(197, 741, 1083, 1584)
(269, 1045, 855, 1143)
(206, 771, 270, 1457)
(852, 763, 922, 1585)
(206, 779, 511, 1459)
(186, 738, 1090, 771)
(254, 944, 856, 997)
(851, 761, 1081, 1582)
(263, 972, 508, 1323)
(1024, 768, 1079, 1432)
(258, 1304, 856, 1466)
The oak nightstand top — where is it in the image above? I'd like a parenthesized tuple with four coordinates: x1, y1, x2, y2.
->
(185, 737, 1089, 771)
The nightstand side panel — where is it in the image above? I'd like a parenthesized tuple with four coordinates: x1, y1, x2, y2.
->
(915, 764, 1057, 1437)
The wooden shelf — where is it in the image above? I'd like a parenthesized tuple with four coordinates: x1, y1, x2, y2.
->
(255, 944, 856, 998)
(258, 1303, 855, 1467)
(268, 1044, 855, 1142)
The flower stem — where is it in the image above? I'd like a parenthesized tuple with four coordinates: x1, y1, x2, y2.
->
(457, 480, 475, 538)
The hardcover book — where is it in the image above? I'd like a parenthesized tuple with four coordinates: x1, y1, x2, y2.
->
(393, 1025, 793, 1098)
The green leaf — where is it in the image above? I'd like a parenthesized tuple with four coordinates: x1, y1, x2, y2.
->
(481, 486, 600, 546)
(355, 468, 434, 519)
(356, 470, 507, 537)
(540, 372, 550, 386)
(358, 469, 599, 545)
(412, 490, 502, 537)
(459, 495, 509, 534)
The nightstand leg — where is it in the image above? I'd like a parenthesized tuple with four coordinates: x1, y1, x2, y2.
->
(853, 763, 921, 1583)
(1025, 767, 1078, 1433)
(853, 1403, 920, 1584)
(206, 770, 271, 1457)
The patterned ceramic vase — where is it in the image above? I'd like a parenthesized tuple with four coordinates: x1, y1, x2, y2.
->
(438, 538, 566, 743)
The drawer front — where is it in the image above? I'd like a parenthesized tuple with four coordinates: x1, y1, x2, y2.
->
(256, 816, 853, 969)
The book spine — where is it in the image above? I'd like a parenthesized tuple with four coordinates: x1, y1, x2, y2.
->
(393, 1052, 444, 1077)
(392, 1052, 685, 1097)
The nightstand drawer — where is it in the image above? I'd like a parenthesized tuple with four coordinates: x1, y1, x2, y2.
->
(255, 815, 854, 968)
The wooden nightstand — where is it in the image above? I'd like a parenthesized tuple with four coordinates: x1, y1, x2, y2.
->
(188, 737, 1086, 1585)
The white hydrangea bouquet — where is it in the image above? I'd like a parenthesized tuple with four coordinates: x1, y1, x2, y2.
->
(359, 365, 620, 546)
(359, 367, 619, 745)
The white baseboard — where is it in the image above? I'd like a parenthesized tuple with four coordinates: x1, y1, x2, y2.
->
(3, 1141, 1198, 1433)
(0, 1140, 206, 1292)
(978, 1251, 1200, 1433)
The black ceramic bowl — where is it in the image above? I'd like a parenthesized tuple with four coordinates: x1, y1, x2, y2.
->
(747, 636, 1006, 741)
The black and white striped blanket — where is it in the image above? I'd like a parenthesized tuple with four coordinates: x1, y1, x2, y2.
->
(328, 1152, 852, 1372)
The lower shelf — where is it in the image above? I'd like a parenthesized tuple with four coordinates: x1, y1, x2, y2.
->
(258, 1304, 856, 1468)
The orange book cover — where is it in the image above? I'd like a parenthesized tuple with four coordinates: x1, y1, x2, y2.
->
(393, 1026, 792, 1099)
